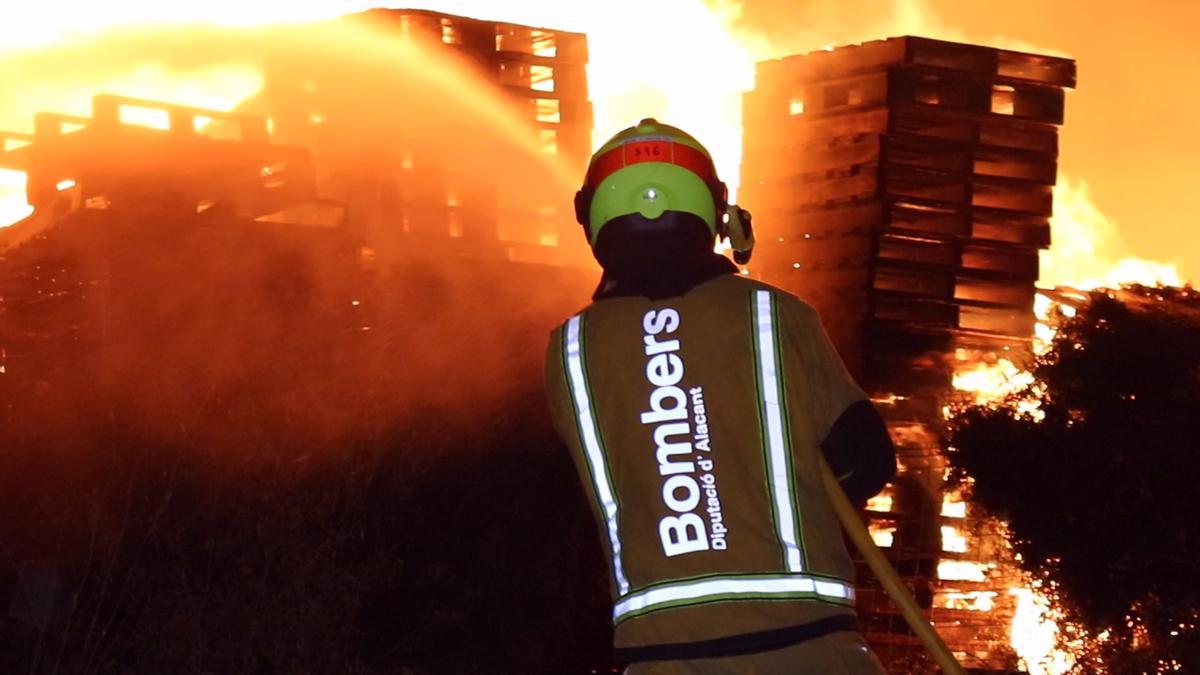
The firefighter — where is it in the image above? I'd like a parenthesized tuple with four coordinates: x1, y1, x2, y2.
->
(544, 119, 896, 673)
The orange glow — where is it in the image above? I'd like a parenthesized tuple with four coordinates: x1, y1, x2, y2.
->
(951, 355, 1045, 421)
(868, 523, 896, 548)
(0, 3, 355, 49)
(938, 560, 988, 582)
(1034, 293, 1059, 355)
(1043, 175, 1186, 290)
(0, 62, 263, 226)
(1010, 583, 1088, 675)
(2, 3, 1194, 290)
(938, 590, 998, 612)
(866, 491, 893, 513)
(940, 526, 969, 553)
(2, 5, 1186, 672)
(0, 13, 577, 246)
(952, 358, 1034, 406)
(0, 170, 31, 225)
(941, 487, 967, 518)
(311, 1, 762, 198)
(1, 1, 758, 230)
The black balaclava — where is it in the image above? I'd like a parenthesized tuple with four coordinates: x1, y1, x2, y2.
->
(591, 211, 737, 301)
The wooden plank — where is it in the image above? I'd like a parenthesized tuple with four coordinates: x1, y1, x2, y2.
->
(755, 38, 907, 89)
(888, 66, 1067, 125)
(748, 204, 1051, 271)
(754, 35, 1074, 89)
(962, 241, 1040, 277)
(747, 163, 1054, 217)
(995, 47, 1076, 88)
(747, 197, 1047, 248)
(957, 303, 1035, 335)
(749, 199, 884, 238)
(892, 103, 1060, 153)
(745, 130, 1056, 190)
(742, 101, 890, 149)
(870, 289, 1036, 335)
(745, 100, 1059, 155)
(742, 132, 883, 182)
(953, 274, 1037, 306)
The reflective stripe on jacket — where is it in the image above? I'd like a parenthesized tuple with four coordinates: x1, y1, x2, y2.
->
(544, 273, 867, 651)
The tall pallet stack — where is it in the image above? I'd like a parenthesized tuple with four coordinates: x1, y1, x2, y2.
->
(255, 9, 594, 269)
(740, 37, 1075, 671)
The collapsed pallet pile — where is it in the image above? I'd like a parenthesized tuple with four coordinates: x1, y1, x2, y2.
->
(740, 36, 1075, 671)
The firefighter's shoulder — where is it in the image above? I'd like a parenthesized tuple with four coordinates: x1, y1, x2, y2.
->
(702, 273, 821, 323)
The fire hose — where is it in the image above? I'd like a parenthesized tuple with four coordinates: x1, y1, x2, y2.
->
(818, 457, 968, 675)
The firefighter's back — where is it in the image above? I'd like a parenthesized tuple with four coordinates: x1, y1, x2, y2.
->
(547, 273, 880, 668)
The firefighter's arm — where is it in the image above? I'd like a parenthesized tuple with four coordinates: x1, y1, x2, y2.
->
(786, 300, 896, 505)
(819, 400, 895, 505)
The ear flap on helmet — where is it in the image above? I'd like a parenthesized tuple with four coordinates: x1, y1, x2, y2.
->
(574, 186, 593, 239)
(725, 205, 755, 264)
(712, 180, 731, 238)
(712, 181, 730, 238)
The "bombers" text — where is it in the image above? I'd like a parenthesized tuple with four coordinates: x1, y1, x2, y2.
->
(640, 308, 710, 557)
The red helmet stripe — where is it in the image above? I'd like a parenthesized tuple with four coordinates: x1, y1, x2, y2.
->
(586, 139, 716, 189)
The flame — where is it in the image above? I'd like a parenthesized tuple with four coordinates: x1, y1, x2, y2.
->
(940, 525, 969, 553)
(1044, 174, 1188, 289)
(941, 489, 967, 518)
(939, 590, 997, 612)
(952, 358, 1035, 406)
(0, 171, 31, 225)
(937, 560, 988, 582)
(1011, 583, 1084, 675)
(868, 523, 896, 548)
(866, 491, 893, 512)
(950, 354, 1045, 421)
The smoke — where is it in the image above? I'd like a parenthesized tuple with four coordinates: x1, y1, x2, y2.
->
(711, 0, 1067, 57)
(0, 17, 595, 463)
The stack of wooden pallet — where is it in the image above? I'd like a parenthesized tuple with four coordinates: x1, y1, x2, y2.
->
(740, 36, 1075, 672)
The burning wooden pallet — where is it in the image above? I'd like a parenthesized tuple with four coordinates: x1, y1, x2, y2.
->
(0, 95, 319, 234)
(740, 36, 1075, 672)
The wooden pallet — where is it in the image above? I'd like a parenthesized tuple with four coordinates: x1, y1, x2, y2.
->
(744, 100, 1062, 159)
(0, 95, 316, 219)
(756, 35, 1075, 90)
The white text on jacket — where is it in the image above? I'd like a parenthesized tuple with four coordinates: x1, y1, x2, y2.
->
(640, 308, 710, 557)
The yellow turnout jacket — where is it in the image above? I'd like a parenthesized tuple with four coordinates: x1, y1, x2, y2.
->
(545, 272, 870, 657)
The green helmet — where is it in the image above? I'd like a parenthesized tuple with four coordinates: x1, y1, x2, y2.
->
(573, 118, 728, 246)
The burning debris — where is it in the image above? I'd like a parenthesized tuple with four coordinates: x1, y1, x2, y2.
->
(948, 282, 1200, 673)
